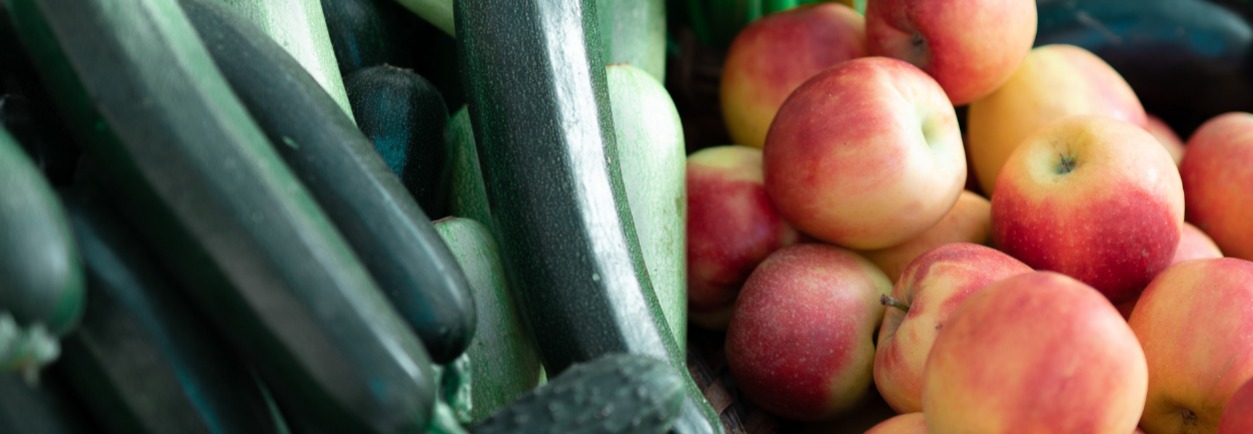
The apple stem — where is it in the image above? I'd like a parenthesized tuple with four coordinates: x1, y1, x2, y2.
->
(880, 294, 910, 313)
(1057, 153, 1077, 174)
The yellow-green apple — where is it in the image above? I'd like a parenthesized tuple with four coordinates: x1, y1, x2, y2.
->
(922, 271, 1148, 434)
(873, 242, 1031, 413)
(991, 115, 1183, 304)
(763, 56, 966, 250)
(858, 191, 993, 282)
(686, 145, 800, 330)
(721, 3, 866, 148)
(1129, 258, 1253, 434)
(725, 243, 890, 421)
(1115, 222, 1223, 320)
(864, 0, 1036, 106)
(1147, 114, 1185, 165)
(865, 413, 927, 434)
(1219, 378, 1253, 434)
(1179, 112, 1253, 261)
(967, 44, 1148, 195)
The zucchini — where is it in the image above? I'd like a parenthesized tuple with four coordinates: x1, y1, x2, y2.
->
(0, 371, 97, 433)
(468, 354, 685, 434)
(596, 0, 667, 81)
(59, 190, 283, 434)
(455, 1, 723, 432)
(0, 124, 83, 377)
(5, 0, 438, 431)
(219, 0, 356, 122)
(319, 0, 420, 75)
(181, 0, 475, 363)
(605, 64, 687, 350)
(445, 107, 493, 234)
(434, 217, 544, 423)
(345, 64, 453, 219)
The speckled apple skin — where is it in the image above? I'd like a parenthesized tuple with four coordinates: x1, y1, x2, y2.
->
(1179, 112, 1253, 262)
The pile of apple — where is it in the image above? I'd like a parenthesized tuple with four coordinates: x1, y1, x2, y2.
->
(685, 0, 1253, 433)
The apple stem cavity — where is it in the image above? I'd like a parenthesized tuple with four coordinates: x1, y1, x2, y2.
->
(880, 294, 911, 313)
(1056, 153, 1077, 175)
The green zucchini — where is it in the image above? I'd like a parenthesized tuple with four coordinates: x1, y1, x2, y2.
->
(319, 0, 421, 75)
(345, 64, 453, 219)
(0, 371, 98, 433)
(0, 124, 83, 377)
(181, 0, 475, 363)
(596, 0, 667, 81)
(434, 217, 544, 423)
(606, 64, 687, 351)
(445, 107, 493, 235)
(469, 354, 685, 434)
(455, 1, 723, 432)
(59, 190, 283, 434)
(219, 0, 355, 122)
(5, 0, 437, 432)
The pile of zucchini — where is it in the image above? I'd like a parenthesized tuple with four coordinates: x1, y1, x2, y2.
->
(0, 0, 718, 432)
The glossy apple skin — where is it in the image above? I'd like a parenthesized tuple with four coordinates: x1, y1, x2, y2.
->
(720, 3, 866, 149)
(967, 44, 1148, 195)
(764, 57, 965, 250)
(992, 115, 1183, 304)
(859, 191, 993, 283)
(865, 412, 927, 434)
(1147, 114, 1185, 165)
(873, 243, 1031, 413)
(923, 271, 1148, 434)
(1219, 378, 1253, 434)
(1179, 112, 1253, 261)
(686, 145, 799, 330)
(1129, 258, 1253, 434)
(865, 0, 1036, 106)
(725, 244, 890, 421)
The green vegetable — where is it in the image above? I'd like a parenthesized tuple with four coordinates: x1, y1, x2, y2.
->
(0, 371, 97, 433)
(445, 107, 493, 234)
(320, 0, 419, 75)
(596, 0, 667, 81)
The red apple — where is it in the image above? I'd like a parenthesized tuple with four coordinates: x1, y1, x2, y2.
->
(873, 243, 1032, 413)
(966, 44, 1148, 195)
(865, 412, 927, 434)
(858, 191, 993, 283)
(923, 271, 1148, 434)
(725, 243, 890, 421)
(720, 2, 866, 149)
(764, 56, 966, 250)
(992, 115, 1183, 304)
(1146, 114, 1185, 165)
(1179, 112, 1253, 261)
(686, 145, 800, 330)
(1219, 377, 1253, 434)
(865, 0, 1037, 106)
(1129, 258, 1253, 433)
(1116, 222, 1223, 320)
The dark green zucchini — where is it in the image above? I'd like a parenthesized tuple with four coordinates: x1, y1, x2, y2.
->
(469, 354, 685, 434)
(0, 371, 98, 433)
(345, 64, 453, 219)
(180, 0, 474, 363)
(320, 0, 420, 75)
(59, 190, 283, 434)
(455, 1, 723, 432)
(4, 0, 437, 432)
(0, 124, 83, 376)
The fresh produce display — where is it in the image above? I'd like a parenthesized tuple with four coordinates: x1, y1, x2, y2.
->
(5, 0, 1253, 432)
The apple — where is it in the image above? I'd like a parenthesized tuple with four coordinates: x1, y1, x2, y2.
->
(922, 271, 1148, 434)
(966, 44, 1148, 195)
(858, 190, 993, 282)
(864, 0, 1037, 106)
(873, 242, 1032, 414)
(725, 243, 890, 421)
(1179, 112, 1253, 261)
(865, 412, 927, 434)
(764, 56, 966, 250)
(686, 145, 800, 330)
(1146, 114, 1185, 165)
(1219, 377, 1253, 434)
(1115, 222, 1223, 320)
(1129, 258, 1253, 434)
(720, 2, 866, 148)
(991, 115, 1183, 304)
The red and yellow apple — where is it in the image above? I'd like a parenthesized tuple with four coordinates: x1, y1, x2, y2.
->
(1129, 258, 1253, 434)
(1219, 378, 1253, 434)
(991, 115, 1183, 304)
(686, 145, 800, 330)
(1147, 114, 1186, 165)
(865, 412, 927, 434)
(1179, 112, 1253, 261)
(858, 191, 993, 282)
(764, 56, 966, 250)
(1116, 222, 1223, 319)
(966, 44, 1148, 195)
(725, 244, 890, 421)
(923, 271, 1148, 434)
(720, 2, 866, 148)
(865, 0, 1037, 106)
(873, 242, 1031, 413)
